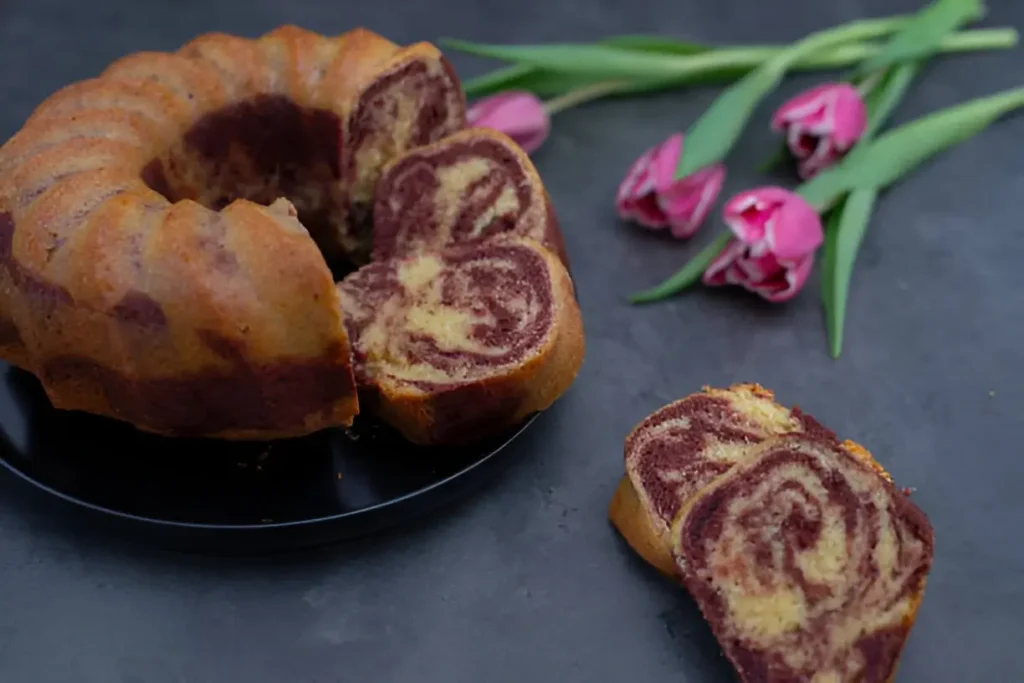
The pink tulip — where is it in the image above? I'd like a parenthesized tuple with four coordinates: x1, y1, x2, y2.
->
(771, 83, 867, 179)
(702, 187, 823, 302)
(467, 91, 550, 154)
(616, 133, 726, 239)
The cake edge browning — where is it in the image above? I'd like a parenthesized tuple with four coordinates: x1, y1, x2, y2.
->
(0, 25, 474, 439)
(669, 433, 935, 683)
(608, 475, 680, 577)
(371, 127, 567, 267)
(609, 383, 804, 578)
(0, 198, 362, 440)
(338, 39, 468, 262)
(375, 238, 583, 446)
(343, 237, 584, 446)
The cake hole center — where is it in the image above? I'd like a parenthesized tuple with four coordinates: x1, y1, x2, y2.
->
(140, 94, 350, 270)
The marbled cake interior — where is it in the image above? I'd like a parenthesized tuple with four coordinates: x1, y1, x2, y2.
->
(673, 433, 934, 683)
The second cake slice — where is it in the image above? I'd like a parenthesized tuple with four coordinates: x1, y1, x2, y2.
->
(609, 384, 822, 576)
(671, 432, 934, 682)
(337, 235, 584, 445)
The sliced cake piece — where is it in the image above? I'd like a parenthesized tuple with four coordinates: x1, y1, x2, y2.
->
(609, 384, 823, 576)
(370, 128, 568, 266)
(671, 433, 934, 683)
(337, 235, 584, 445)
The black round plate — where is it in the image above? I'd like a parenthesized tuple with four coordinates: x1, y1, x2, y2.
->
(0, 364, 537, 554)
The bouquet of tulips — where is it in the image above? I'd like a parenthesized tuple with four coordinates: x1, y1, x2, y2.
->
(443, 0, 1022, 358)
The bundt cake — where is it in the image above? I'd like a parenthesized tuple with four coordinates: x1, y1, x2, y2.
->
(672, 433, 934, 683)
(371, 127, 568, 265)
(609, 383, 817, 576)
(0, 25, 581, 442)
(337, 236, 584, 445)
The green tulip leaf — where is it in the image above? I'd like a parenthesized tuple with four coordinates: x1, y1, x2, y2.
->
(459, 36, 714, 98)
(800, 85, 1024, 210)
(819, 203, 842, 311)
(860, 62, 922, 139)
(455, 28, 1017, 99)
(441, 40, 720, 78)
(675, 18, 905, 179)
(823, 188, 878, 359)
(600, 35, 716, 54)
(854, 0, 984, 76)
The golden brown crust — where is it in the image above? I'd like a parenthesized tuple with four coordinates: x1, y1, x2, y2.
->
(612, 383, 807, 575)
(608, 475, 679, 578)
(612, 385, 931, 680)
(0, 26, 470, 439)
(839, 438, 927, 683)
(668, 433, 933, 683)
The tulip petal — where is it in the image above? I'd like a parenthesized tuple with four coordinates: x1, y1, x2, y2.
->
(659, 164, 726, 239)
(706, 187, 823, 302)
(722, 186, 792, 246)
(617, 133, 721, 237)
(751, 254, 815, 302)
(617, 145, 665, 228)
(829, 84, 869, 150)
(771, 83, 841, 130)
(771, 82, 867, 177)
(771, 193, 824, 260)
(702, 238, 747, 286)
(467, 91, 550, 154)
(651, 133, 684, 188)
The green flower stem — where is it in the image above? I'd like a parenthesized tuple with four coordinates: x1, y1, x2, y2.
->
(818, 74, 1023, 359)
(799, 85, 1024, 212)
(460, 29, 1017, 99)
(629, 233, 732, 304)
(821, 188, 878, 358)
(490, 27, 1017, 132)
(542, 81, 626, 115)
(855, 70, 887, 97)
(852, 0, 983, 75)
(447, 18, 910, 82)
(673, 14, 970, 179)
(629, 83, 1024, 306)
(819, 63, 918, 355)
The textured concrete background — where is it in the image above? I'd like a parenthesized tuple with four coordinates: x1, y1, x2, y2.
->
(1, 0, 1022, 681)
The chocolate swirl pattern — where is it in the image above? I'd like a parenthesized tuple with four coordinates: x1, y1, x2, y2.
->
(0, 26, 470, 438)
(338, 237, 584, 445)
(610, 384, 816, 576)
(672, 434, 934, 683)
(371, 128, 567, 265)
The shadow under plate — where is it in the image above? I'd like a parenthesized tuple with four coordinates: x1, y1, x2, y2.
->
(0, 364, 538, 554)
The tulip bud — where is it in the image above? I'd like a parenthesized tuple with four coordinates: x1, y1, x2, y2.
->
(772, 83, 867, 179)
(617, 133, 726, 239)
(702, 187, 823, 302)
(466, 91, 550, 154)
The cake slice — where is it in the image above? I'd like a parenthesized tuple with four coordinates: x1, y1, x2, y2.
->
(371, 128, 568, 266)
(671, 432, 934, 683)
(337, 235, 584, 445)
(609, 384, 822, 576)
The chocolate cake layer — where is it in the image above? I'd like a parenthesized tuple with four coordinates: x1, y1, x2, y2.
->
(337, 236, 583, 445)
(372, 128, 567, 265)
(672, 433, 934, 683)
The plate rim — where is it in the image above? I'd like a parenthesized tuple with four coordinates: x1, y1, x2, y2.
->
(0, 411, 539, 533)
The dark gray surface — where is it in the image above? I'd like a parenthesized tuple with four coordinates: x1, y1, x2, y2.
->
(1, 0, 1022, 680)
